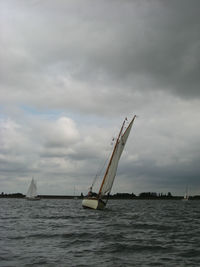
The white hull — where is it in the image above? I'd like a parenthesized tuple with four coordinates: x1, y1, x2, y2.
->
(82, 197, 105, 210)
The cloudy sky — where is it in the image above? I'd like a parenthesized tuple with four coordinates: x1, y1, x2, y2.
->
(0, 0, 200, 196)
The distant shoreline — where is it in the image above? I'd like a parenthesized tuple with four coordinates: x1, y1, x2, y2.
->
(1, 193, 200, 200)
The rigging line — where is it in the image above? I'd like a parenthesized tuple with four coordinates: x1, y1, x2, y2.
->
(98, 118, 127, 196)
(91, 140, 115, 188)
(92, 153, 110, 185)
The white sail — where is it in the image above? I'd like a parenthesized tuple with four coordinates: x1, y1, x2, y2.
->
(182, 185, 189, 201)
(26, 178, 37, 198)
(184, 187, 189, 200)
(99, 117, 135, 196)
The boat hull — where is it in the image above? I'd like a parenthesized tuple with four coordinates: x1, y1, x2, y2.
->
(82, 197, 105, 210)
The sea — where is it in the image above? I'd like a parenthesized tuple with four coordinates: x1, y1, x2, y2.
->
(0, 199, 200, 267)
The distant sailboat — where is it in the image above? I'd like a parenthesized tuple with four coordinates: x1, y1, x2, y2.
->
(182, 186, 189, 201)
(73, 186, 78, 199)
(26, 178, 40, 200)
(82, 116, 136, 210)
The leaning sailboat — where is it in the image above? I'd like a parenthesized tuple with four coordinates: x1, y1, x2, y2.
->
(82, 115, 136, 210)
(26, 178, 40, 200)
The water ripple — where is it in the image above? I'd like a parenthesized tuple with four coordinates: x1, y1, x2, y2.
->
(1, 199, 200, 266)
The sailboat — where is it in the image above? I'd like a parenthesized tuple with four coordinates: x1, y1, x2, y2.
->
(182, 186, 189, 201)
(82, 115, 136, 210)
(73, 186, 78, 199)
(26, 178, 40, 200)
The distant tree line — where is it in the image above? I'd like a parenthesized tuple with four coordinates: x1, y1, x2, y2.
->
(1, 192, 24, 198)
(109, 193, 136, 199)
(1, 191, 200, 199)
(138, 192, 173, 199)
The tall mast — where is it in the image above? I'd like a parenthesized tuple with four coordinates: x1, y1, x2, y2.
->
(98, 118, 127, 197)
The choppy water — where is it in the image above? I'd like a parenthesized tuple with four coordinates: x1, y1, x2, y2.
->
(0, 199, 200, 266)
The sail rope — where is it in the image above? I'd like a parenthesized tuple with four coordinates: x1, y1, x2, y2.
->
(90, 138, 115, 190)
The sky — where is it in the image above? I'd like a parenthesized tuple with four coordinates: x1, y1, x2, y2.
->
(0, 0, 200, 196)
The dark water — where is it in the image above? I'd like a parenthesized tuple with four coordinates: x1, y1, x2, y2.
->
(0, 199, 200, 267)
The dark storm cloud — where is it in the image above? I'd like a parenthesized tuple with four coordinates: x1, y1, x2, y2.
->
(1, 0, 200, 108)
(0, 0, 200, 195)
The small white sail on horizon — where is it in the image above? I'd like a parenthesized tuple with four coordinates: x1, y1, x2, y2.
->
(82, 115, 136, 210)
(182, 186, 189, 201)
(26, 178, 40, 200)
(73, 186, 78, 199)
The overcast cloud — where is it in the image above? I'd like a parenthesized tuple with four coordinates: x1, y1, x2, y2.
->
(0, 0, 200, 196)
